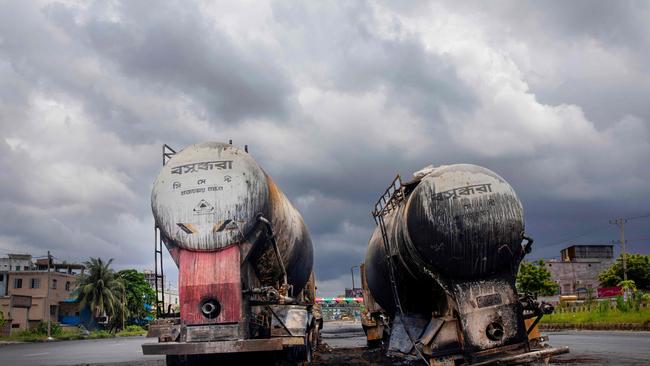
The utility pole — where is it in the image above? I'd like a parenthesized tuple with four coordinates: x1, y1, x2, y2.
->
(46, 251, 53, 340)
(122, 285, 125, 331)
(610, 218, 628, 281)
(610, 218, 629, 300)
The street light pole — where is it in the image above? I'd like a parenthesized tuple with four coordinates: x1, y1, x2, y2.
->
(350, 265, 359, 295)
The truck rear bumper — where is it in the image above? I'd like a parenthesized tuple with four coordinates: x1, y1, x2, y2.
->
(471, 346, 570, 366)
(142, 337, 305, 355)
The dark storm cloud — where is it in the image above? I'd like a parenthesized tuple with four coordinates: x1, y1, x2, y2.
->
(74, 1, 293, 123)
(439, 0, 650, 127)
(0, 0, 648, 295)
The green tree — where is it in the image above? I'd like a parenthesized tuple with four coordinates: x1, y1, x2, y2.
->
(115, 269, 156, 323)
(73, 258, 124, 324)
(516, 260, 558, 296)
(598, 254, 650, 290)
(618, 279, 637, 293)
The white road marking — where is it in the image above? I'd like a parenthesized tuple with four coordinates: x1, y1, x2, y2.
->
(25, 352, 49, 357)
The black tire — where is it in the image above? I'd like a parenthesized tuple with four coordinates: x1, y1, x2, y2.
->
(166, 355, 187, 366)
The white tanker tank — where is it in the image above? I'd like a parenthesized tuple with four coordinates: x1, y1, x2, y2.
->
(151, 141, 313, 292)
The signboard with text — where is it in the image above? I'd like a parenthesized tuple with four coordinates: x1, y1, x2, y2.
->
(597, 286, 622, 298)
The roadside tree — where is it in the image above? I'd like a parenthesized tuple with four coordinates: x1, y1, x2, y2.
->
(598, 254, 650, 290)
(516, 260, 558, 296)
(74, 258, 124, 326)
(115, 269, 156, 324)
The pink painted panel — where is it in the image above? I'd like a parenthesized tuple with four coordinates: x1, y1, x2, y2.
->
(178, 246, 242, 324)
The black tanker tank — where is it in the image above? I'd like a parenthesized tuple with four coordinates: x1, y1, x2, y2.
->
(362, 164, 568, 364)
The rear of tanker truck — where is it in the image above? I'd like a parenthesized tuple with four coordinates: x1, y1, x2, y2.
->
(141, 142, 321, 365)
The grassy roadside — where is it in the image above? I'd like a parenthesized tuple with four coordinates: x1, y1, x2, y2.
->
(0, 325, 147, 343)
(541, 308, 650, 325)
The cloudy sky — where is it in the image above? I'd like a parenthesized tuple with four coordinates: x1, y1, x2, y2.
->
(1, 0, 649, 296)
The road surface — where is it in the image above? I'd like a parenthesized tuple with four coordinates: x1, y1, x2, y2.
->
(316, 321, 650, 365)
(0, 326, 648, 365)
(0, 336, 163, 366)
(547, 330, 650, 365)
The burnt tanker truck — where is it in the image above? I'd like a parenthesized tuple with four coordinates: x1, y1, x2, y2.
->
(142, 142, 321, 365)
(361, 164, 568, 365)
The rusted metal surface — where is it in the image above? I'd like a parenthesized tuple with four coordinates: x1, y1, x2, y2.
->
(178, 245, 241, 325)
(269, 305, 309, 337)
(148, 318, 180, 341)
(142, 338, 285, 355)
(142, 337, 309, 355)
(183, 323, 239, 342)
(524, 318, 541, 340)
(469, 346, 570, 366)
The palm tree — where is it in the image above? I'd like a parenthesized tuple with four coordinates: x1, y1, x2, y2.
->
(74, 258, 124, 325)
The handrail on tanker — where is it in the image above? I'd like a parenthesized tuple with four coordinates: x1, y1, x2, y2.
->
(371, 175, 404, 221)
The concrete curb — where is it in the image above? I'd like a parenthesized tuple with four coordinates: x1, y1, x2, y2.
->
(0, 341, 25, 346)
(540, 322, 650, 331)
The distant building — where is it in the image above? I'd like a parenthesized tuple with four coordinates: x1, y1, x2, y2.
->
(0, 254, 34, 272)
(344, 288, 364, 298)
(143, 269, 164, 291)
(0, 254, 85, 333)
(546, 244, 615, 295)
(34, 258, 85, 275)
(163, 285, 179, 313)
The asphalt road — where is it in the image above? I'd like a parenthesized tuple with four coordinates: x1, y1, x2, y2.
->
(547, 330, 650, 365)
(319, 322, 650, 365)
(0, 327, 648, 365)
(0, 336, 163, 366)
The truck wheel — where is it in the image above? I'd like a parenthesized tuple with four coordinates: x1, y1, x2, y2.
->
(166, 355, 188, 366)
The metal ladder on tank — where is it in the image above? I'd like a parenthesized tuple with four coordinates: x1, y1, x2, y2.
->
(371, 175, 405, 317)
(372, 175, 427, 365)
(154, 144, 176, 317)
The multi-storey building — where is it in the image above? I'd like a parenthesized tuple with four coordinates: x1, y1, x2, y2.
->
(546, 244, 615, 295)
(0, 254, 85, 333)
(0, 254, 34, 272)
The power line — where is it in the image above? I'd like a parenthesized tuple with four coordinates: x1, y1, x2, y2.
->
(534, 222, 611, 249)
(626, 213, 650, 221)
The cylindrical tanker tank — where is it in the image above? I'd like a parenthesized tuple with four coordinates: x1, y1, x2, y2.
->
(143, 142, 321, 361)
(151, 141, 313, 295)
(365, 164, 526, 314)
(362, 164, 569, 363)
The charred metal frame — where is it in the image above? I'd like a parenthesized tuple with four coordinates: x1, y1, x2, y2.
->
(154, 144, 177, 318)
(372, 175, 428, 364)
(256, 214, 289, 289)
(372, 174, 404, 221)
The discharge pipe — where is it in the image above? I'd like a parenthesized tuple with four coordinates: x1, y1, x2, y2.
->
(257, 214, 288, 287)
